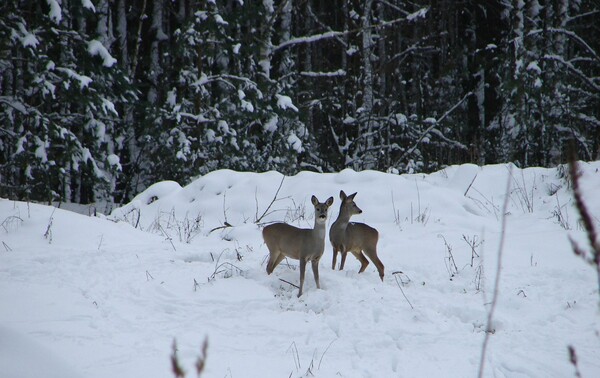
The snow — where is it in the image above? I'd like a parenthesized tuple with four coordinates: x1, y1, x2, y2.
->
(88, 40, 117, 67)
(263, 115, 278, 133)
(107, 154, 122, 171)
(527, 61, 542, 74)
(287, 132, 303, 152)
(46, 0, 62, 24)
(276, 94, 299, 112)
(101, 99, 118, 116)
(213, 14, 228, 25)
(34, 137, 48, 162)
(17, 24, 39, 48)
(81, 0, 95, 12)
(56, 67, 93, 89)
(407, 7, 429, 22)
(1, 162, 600, 378)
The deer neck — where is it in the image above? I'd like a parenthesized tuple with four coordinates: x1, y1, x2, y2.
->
(332, 208, 353, 230)
(313, 218, 327, 237)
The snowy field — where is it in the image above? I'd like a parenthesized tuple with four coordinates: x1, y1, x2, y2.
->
(1, 162, 599, 378)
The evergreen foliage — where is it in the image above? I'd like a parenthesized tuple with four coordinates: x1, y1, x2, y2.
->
(1, 0, 598, 204)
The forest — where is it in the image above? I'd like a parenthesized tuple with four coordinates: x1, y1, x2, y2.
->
(1, 0, 599, 205)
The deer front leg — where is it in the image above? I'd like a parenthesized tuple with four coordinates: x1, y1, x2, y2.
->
(312, 258, 321, 289)
(339, 248, 348, 270)
(298, 257, 307, 297)
(331, 247, 338, 270)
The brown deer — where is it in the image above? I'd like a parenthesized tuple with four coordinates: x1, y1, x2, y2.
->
(263, 195, 334, 297)
(329, 191, 384, 280)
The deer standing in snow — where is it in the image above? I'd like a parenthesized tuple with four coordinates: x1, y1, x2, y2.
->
(263, 195, 334, 297)
(329, 191, 384, 280)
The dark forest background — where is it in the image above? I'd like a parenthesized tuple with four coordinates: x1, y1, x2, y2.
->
(1, 0, 599, 206)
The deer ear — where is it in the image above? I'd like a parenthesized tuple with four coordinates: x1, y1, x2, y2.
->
(340, 190, 346, 200)
(311, 195, 318, 205)
(326, 197, 334, 206)
(348, 192, 357, 200)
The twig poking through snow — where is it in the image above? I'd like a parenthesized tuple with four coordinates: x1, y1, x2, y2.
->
(44, 207, 56, 244)
(255, 175, 285, 224)
(392, 271, 414, 309)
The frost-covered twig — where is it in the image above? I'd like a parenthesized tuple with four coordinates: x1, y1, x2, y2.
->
(439, 235, 458, 278)
(44, 207, 57, 244)
(1, 215, 23, 233)
(478, 167, 512, 378)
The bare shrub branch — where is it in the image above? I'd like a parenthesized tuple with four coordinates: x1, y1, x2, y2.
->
(255, 175, 286, 224)
(567, 156, 600, 297)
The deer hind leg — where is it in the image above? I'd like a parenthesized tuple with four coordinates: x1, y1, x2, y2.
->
(364, 248, 385, 281)
(311, 258, 321, 289)
(351, 250, 370, 273)
(298, 257, 307, 297)
(266, 250, 285, 274)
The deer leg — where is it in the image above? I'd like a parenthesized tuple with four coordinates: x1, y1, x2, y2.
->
(266, 251, 285, 274)
(331, 247, 338, 270)
(339, 249, 348, 270)
(298, 258, 307, 297)
(364, 248, 385, 281)
(352, 251, 370, 273)
(311, 258, 321, 289)
(266, 251, 278, 274)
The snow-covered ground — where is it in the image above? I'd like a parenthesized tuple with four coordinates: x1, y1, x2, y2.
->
(1, 162, 599, 378)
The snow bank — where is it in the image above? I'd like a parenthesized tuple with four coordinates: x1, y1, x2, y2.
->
(2, 162, 600, 378)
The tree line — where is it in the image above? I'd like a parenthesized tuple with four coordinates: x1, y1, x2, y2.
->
(1, 0, 599, 205)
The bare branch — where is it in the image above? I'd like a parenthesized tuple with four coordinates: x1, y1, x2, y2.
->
(255, 175, 285, 224)
(478, 166, 512, 378)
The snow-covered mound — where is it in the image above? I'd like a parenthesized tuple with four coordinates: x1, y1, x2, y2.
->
(2, 162, 600, 377)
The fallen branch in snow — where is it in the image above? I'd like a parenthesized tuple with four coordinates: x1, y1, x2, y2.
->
(208, 222, 232, 234)
(279, 278, 300, 290)
(477, 166, 512, 378)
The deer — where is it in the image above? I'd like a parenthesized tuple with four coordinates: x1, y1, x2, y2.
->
(329, 190, 384, 281)
(263, 195, 334, 297)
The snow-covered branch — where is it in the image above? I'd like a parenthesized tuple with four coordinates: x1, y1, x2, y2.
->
(272, 10, 428, 53)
